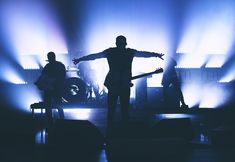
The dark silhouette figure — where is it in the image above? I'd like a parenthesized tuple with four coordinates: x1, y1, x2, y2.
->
(161, 57, 188, 109)
(73, 35, 164, 129)
(36, 52, 65, 123)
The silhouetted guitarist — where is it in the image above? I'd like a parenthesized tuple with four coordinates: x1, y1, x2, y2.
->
(161, 57, 188, 109)
(35, 52, 65, 124)
(73, 35, 164, 130)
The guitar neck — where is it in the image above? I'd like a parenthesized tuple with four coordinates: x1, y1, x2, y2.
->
(131, 69, 163, 80)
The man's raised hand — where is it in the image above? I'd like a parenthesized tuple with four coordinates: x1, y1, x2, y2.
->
(158, 53, 164, 60)
(72, 58, 80, 65)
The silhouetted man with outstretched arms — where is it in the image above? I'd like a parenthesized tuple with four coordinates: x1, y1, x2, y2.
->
(73, 35, 164, 132)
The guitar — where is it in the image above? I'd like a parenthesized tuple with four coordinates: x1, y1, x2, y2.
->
(34, 74, 56, 91)
(104, 68, 163, 88)
(131, 68, 163, 80)
(130, 68, 163, 87)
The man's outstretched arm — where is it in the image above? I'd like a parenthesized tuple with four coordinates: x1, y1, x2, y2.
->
(134, 51, 164, 60)
(73, 52, 106, 65)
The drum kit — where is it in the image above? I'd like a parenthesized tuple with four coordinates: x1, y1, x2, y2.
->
(62, 66, 107, 104)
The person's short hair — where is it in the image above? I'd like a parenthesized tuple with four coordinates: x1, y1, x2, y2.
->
(116, 35, 127, 46)
(47, 51, 56, 60)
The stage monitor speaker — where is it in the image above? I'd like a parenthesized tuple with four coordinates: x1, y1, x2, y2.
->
(150, 118, 194, 140)
(107, 121, 150, 139)
(211, 127, 235, 147)
(0, 117, 35, 147)
(49, 120, 104, 152)
(106, 138, 189, 162)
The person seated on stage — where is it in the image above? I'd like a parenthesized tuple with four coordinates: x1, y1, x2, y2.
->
(161, 57, 188, 109)
(73, 35, 164, 131)
(35, 51, 66, 123)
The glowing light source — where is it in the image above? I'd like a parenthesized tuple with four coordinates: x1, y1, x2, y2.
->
(84, 0, 171, 54)
(18, 55, 40, 69)
(157, 114, 192, 120)
(86, 28, 168, 55)
(1, 65, 26, 84)
(35, 129, 46, 144)
(147, 74, 163, 87)
(7, 85, 42, 112)
(89, 59, 108, 88)
(219, 63, 235, 83)
(182, 83, 201, 108)
(198, 21, 234, 55)
(199, 84, 230, 108)
(219, 74, 234, 83)
(178, 54, 207, 68)
(205, 55, 226, 68)
(178, 1, 235, 56)
(0, 1, 67, 55)
(0, 0, 234, 111)
(33, 109, 46, 114)
(7, 71, 26, 84)
(64, 109, 92, 120)
(183, 81, 231, 108)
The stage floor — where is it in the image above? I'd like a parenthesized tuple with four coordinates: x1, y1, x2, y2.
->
(34, 106, 235, 146)
(0, 105, 234, 162)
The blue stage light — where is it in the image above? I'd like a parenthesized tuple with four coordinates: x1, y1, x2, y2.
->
(157, 114, 192, 120)
(18, 55, 40, 70)
(219, 66, 235, 83)
(1, 0, 235, 111)
(182, 82, 201, 108)
(0, 1, 67, 57)
(64, 109, 92, 120)
(1, 62, 26, 84)
(205, 55, 226, 68)
(177, 54, 207, 68)
(199, 83, 230, 108)
(7, 85, 42, 113)
(178, 0, 235, 57)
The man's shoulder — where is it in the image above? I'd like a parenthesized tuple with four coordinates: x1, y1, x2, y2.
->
(104, 47, 116, 52)
(104, 47, 136, 52)
(43, 63, 50, 69)
(56, 61, 64, 65)
(56, 61, 66, 68)
(126, 48, 136, 52)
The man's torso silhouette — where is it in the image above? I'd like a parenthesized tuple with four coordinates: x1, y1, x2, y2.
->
(162, 58, 178, 86)
(42, 61, 66, 90)
(104, 47, 136, 90)
(41, 52, 66, 122)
